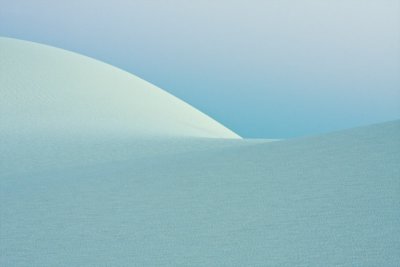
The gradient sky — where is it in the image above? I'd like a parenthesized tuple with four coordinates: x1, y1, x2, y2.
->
(1, 0, 399, 138)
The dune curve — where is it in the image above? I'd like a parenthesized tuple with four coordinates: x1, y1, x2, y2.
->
(0, 37, 240, 139)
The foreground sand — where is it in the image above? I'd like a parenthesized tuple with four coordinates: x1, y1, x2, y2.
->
(1, 121, 399, 266)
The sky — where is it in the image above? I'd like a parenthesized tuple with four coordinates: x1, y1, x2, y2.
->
(1, 0, 399, 138)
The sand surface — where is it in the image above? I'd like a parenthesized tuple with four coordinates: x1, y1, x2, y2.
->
(1, 37, 399, 266)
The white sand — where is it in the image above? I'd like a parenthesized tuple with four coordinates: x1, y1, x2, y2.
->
(1, 37, 399, 266)
(0, 37, 240, 139)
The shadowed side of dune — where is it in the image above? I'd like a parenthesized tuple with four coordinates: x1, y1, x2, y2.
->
(1, 121, 399, 266)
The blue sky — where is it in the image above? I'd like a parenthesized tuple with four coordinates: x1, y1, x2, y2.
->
(1, 0, 399, 138)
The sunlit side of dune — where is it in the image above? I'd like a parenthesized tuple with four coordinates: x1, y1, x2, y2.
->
(0, 37, 240, 139)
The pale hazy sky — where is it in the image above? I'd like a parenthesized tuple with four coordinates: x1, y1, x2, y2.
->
(1, 0, 399, 138)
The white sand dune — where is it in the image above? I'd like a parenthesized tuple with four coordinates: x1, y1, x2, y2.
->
(0, 37, 240, 139)
(0, 37, 399, 266)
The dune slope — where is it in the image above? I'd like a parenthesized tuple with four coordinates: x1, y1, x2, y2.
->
(0, 37, 240, 138)
(1, 121, 399, 266)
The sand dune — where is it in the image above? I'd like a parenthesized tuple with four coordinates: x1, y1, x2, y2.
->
(0, 37, 399, 266)
(0, 37, 239, 139)
(1, 121, 399, 266)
